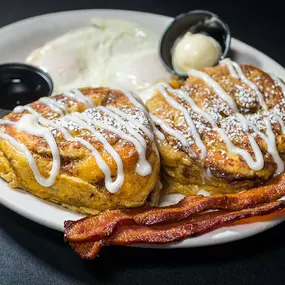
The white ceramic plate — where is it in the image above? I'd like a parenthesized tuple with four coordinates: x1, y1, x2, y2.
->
(0, 9, 285, 247)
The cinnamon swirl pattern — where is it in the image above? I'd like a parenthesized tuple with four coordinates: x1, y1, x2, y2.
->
(146, 59, 285, 196)
(0, 88, 160, 214)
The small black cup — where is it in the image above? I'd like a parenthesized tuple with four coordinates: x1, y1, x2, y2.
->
(160, 10, 231, 78)
(0, 63, 53, 116)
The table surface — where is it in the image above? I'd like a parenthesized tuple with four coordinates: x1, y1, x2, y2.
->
(1, 0, 285, 284)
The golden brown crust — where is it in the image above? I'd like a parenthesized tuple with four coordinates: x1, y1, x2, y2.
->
(146, 64, 285, 195)
(0, 88, 160, 214)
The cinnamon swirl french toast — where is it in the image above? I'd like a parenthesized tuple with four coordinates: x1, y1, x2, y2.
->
(146, 59, 285, 196)
(0, 88, 160, 214)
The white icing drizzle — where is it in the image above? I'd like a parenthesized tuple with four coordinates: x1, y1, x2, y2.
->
(3, 108, 63, 188)
(13, 106, 26, 114)
(107, 106, 154, 140)
(0, 114, 60, 187)
(58, 123, 121, 192)
(153, 127, 165, 140)
(220, 58, 239, 79)
(39, 97, 67, 116)
(0, 89, 153, 193)
(220, 59, 283, 173)
(0, 131, 59, 187)
(163, 84, 264, 171)
(158, 83, 207, 158)
(232, 61, 268, 111)
(14, 105, 41, 116)
(151, 120, 165, 140)
(99, 106, 147, 148)
(0, 119, 14, 126)
(23, 113, 124, 193)
(150, 114, 189, 147)
(14, 105, 57, 128)
(235, 113, 249, 131)
(62, 89, 95, 108)
(17, 114, 60, 186)
(189, 62, 283, 174)
(153, 63, 285, 174)
(109, 90, 160, 157)
(64, 113, 124, 193)
(264, 118, 284, 174)
(216, 127, 264, 170)
(188, 69, 238, 112)
(248, 120, 284, 175)
(220, 58, 268, 111)
(88, 107, 151, 176)
(197, 189, 211, 197)
(113, 88, 165, 145)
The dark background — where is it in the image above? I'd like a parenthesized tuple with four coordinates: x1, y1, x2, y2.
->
(1, 0, 285, 284)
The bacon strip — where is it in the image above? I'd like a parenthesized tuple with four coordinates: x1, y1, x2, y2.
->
(136, 173, 285, 225)
(68, 200, 285, 259)
(64, 196, 205, 242)
(65, 173, 285, 242)
(70, 241, 102, 260)
(64, 210, 134, 242)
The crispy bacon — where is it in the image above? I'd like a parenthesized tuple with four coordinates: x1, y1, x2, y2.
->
(68, 200, 285, 259)
(64, 210, 134, 242)
(70, 241, 102, 260)
(136, 173, 285, 225)
(64, 196, 205, 242)
(65, 173, 285, 242)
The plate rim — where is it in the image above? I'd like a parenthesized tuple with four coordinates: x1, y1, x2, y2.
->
(0, 8, 285, 248)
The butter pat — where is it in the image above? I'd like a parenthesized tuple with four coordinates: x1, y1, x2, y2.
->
(172, 32, 222, 73)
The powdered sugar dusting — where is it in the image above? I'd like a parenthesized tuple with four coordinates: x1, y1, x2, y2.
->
(1, 88, 155, 193)
(150, 61, 285, 175)
(50, 104, 152, 146)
